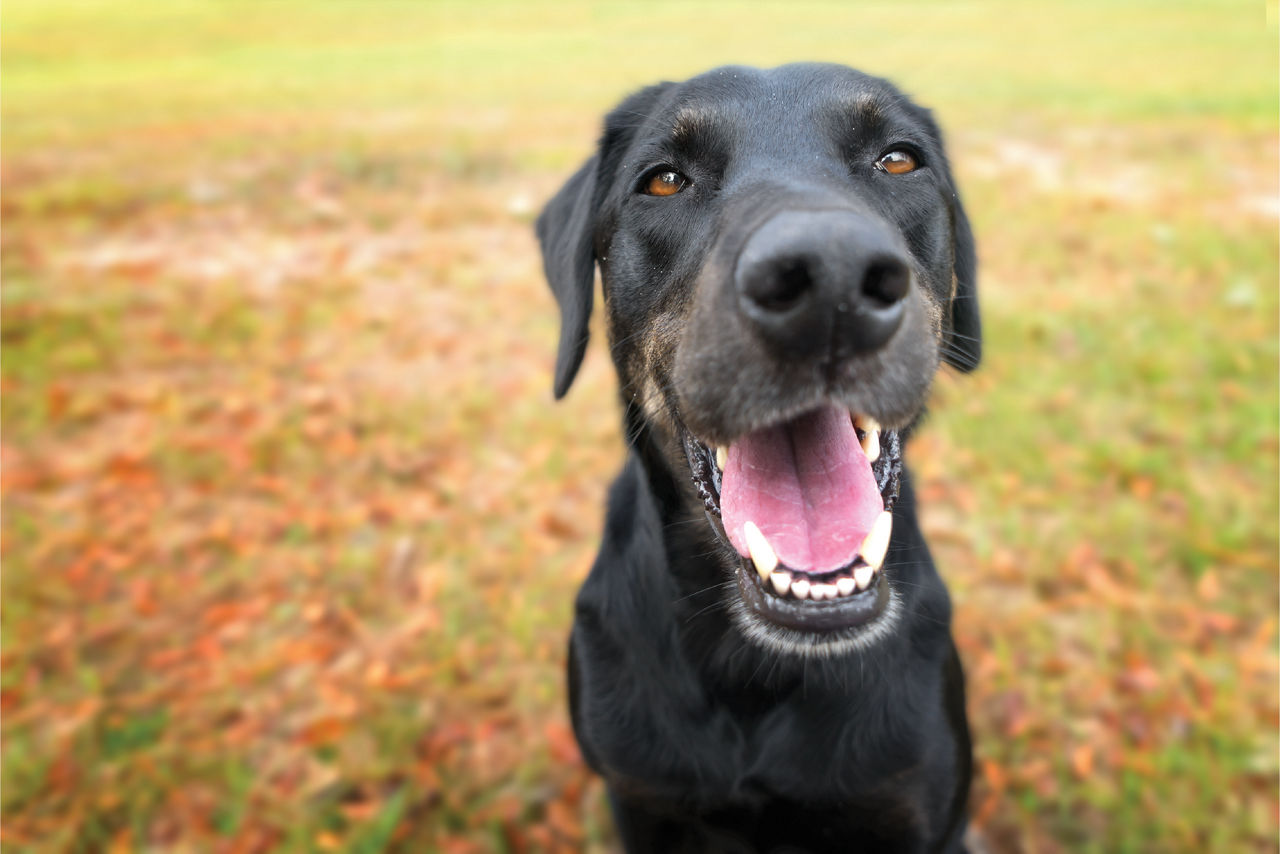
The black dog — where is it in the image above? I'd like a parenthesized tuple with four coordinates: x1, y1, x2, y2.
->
(537, 64, 981, 854)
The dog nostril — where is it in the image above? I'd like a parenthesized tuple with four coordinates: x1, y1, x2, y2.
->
(763, 260, 812, 311)
(860, 257, 910, 307)
(744, 257, 814, 313)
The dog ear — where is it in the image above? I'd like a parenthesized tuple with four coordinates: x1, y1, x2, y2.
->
(901, 103, 981, 373)
(536, 158, 599, 399)
(944, 193, 981, 372)
(537, 82, 674, 398)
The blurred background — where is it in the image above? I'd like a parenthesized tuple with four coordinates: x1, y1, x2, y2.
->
(2, 1, 1276, 851)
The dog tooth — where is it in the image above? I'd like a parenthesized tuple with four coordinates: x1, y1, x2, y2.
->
(836, 577, 856, 597)
(854, 414, 882, 433)
(854, 565, 875, 591)
(770, 570, 792, 596)
(860, 428, 881, 463)
(812, 582, 837, 600)
(859, 511, 893, 571)
(852, 414, 881, 462)
(715, 446, 727, 470)
(743, 521, 778, 580)
(790, 577, 811, 599)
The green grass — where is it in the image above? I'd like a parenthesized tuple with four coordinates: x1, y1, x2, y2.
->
(2, 1, 1277, 851)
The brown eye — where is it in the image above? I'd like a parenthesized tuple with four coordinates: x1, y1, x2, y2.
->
(877, 150, 918, 175)
(644, 170, 689, 196)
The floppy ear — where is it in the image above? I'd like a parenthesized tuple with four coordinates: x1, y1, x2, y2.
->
(537, 82, 675, 398)
(944, 190, 982, 372)
(536, 157, 599, 399)
(908, 104, 981, 373)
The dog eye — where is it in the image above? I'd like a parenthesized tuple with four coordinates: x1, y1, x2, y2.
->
(876, 150, 919, 175)
(643, 170, 690, 196)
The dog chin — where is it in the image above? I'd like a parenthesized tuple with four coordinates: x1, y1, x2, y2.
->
(727, 579, 903, 659)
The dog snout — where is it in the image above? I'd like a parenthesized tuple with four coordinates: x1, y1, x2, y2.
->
(735, 210, 911, 358)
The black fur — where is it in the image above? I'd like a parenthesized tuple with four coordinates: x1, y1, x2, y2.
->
(537, 64, 980, 853)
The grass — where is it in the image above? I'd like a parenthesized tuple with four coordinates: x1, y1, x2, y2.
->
(2, 1, 1277, 851)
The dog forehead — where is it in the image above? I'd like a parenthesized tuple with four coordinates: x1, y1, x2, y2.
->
(659, 64, 904, 136)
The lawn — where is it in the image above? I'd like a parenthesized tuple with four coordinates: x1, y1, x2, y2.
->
(2, 1, 1277, 851)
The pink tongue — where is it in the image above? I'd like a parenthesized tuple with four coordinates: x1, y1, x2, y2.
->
(721, 406, 882, 574)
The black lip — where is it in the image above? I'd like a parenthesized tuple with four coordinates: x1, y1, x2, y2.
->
(735, 561, 889, 632)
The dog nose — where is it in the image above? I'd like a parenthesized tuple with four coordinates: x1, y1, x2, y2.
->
(735, 210, 910, 357)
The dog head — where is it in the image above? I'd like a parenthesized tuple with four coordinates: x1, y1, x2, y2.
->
(538, 64, 980, 657)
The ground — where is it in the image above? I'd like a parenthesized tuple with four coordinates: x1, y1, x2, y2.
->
(2, 1, 1277, 851)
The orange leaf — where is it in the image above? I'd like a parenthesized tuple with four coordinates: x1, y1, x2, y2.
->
(1195, 570, 1220, 602)
(981, 758, 1007, 792)
(47, 383, 70, 421)
(546, 799, 581, 842)
(315, 832, 342, 851)
(544, 720, 581, 765)
(1128, 475, 1155, 499)
(300, 716, 348, 746)
(1071, 744, 1094, 778)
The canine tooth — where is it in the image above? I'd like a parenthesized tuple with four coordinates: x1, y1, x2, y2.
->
(790, 578, 811, 599)
(854, 565, 875, 590)
(743, 521, 777, 580)
(860, 428, 881, 463)
(836, 577, 856, 597)
(770, 571, 791, 596)
(715, 446, 728, 470)
(859, 511, 893, 571)
(854, 414, 882, 433)
(812, 582, 837, 600)
(853, 414, 881, 462)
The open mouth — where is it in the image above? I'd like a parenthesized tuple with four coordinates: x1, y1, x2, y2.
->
(682, 405, 902, 635)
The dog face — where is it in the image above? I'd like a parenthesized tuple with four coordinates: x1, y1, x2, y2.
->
(538, 64, 979, 657)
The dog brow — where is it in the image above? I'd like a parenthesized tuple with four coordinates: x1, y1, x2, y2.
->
(671, 104, 728, 142)
(832, 91, 884, 124)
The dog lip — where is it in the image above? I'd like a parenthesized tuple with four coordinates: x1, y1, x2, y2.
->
(678, 383, 916, 450)
(734, 559, 889, 631)
(702, 502, 889, 628)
